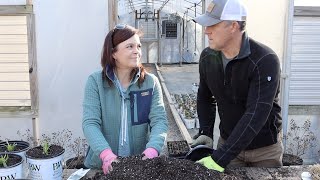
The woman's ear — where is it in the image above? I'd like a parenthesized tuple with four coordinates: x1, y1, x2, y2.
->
(112, 50, 117, 60)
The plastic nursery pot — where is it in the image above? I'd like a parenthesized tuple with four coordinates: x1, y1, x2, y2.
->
(0, 153, 23, 179)
(26, 145, 65, 180)
(0, 140, 30, 177)
(65, 156, 86, 169)
(282, 153, 303, 166)
(167, 140, 190, 159)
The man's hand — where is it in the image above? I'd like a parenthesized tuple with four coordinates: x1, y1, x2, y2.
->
(196, 156, 224, 172)
(191, 135, 213, 148)
(100, 149, 118, 174)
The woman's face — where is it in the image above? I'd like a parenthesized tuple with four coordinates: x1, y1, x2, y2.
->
(112, 34, 142, 70)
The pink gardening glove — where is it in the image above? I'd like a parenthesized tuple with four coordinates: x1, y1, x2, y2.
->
(99, 149, 117, 174)
(142, 147, 158, 160)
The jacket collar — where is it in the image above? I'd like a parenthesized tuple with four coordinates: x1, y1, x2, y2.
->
(105, 65, 141, 88)
(236, 31, 251, 59)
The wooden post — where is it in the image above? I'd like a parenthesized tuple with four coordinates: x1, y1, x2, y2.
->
(108, 0, 118, 31)
(26, 0, 32, 5)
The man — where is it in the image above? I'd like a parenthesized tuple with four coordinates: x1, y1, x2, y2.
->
(191, 0, 283, 172)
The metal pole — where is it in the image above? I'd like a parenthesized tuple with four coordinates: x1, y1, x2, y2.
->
(281, 0, 294, 152)
(202, 0, 206, 50)
(194, 3, 197, 52)
(158, 18, 161, 66)
(180, 21, 183, 67)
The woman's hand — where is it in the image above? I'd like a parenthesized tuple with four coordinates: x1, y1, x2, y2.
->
(100, 149, 118, 174)
(142, 147, 158, 160)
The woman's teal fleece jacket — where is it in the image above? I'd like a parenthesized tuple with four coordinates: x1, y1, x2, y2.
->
(82, 70, 168, 169)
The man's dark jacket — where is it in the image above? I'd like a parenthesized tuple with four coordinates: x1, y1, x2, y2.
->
(197, 32, 282, 167)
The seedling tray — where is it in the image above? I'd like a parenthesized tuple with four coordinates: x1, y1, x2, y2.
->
(167, 140, 190, 158)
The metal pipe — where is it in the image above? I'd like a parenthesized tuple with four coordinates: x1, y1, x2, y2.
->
(202, 0, 206, 51)
(281, 0, 294, 151)
(194, 3, 196, 52)
(180, 21, 183, 66)
(32, 117, 40, 146)
(158, 17, 161, 66)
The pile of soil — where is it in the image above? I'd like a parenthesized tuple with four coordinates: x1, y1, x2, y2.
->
(26, 144, 64, 158)
(81, 156, 246, 180)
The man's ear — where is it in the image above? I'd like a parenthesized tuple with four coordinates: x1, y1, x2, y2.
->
(231, 21, 239, 32)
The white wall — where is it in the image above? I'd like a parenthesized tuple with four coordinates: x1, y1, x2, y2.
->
(0, 1, 108, 152)
(242, 0, 287, 65)
(33, 0, 108, 139)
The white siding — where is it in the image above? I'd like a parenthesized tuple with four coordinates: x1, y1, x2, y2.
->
(289, 16, 320, 105)
(0, 15, 31, 106)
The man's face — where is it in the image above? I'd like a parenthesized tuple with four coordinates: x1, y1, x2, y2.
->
(204, 21, 233, 51)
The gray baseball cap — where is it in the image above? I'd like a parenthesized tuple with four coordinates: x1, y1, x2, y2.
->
(193, 0, 247, 26)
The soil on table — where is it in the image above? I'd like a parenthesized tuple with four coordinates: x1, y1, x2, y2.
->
(81, 155, 251, 180)
(26, 145, 64, 159)
(0, 154, 22, 168)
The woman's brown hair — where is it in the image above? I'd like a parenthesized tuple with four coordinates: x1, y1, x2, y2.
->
(101, 24, 146, 87)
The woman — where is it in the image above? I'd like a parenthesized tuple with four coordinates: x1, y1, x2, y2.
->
(82, 24, 168, 174)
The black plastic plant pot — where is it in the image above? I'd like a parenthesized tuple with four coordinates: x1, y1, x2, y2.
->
(167, 140, 190, 158)
(282, 153, 303, 166)
(185, 145, 214, 162)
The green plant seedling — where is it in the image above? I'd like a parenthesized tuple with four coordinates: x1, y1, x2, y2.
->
(42, 141, 50, 155)
(0, 154, 9, 167)
(5, 141, 17, 152)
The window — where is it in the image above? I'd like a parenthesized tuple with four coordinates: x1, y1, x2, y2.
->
(0, 5, 37, 116)
(162, 20, 177, 39)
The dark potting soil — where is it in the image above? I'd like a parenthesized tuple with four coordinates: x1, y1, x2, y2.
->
(81, 155, 248, 180)
(26, 144, 64, 159)
(0, 154, 22, 168)
(282, 153, 303, 166)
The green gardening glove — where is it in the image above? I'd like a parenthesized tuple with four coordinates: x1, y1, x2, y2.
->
(196, 156, 225, 172)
